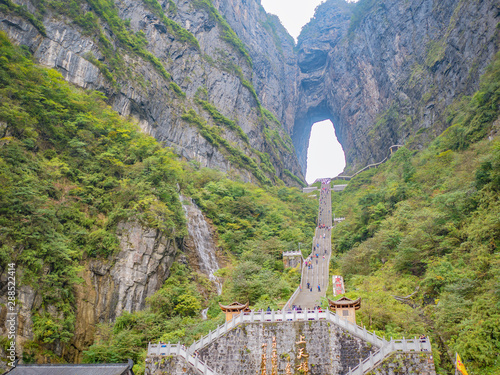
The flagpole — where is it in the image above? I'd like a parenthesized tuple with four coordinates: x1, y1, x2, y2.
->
(455, 352, 458, 375)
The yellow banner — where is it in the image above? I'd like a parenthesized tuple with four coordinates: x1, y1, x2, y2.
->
(456, 354, 469, 375)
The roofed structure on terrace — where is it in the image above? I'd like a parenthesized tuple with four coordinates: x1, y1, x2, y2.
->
(219, 301, 250, 321)
(328, 297, 361, 325)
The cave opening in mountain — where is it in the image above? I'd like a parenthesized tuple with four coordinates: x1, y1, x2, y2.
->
(305, 120, 346, 184)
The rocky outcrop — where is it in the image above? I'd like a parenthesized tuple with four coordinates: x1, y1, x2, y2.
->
(1, 0, 498, 178)
(294, 0, 500, 173)
(0, 221, 178, 365)
(0, 0, 303, 185)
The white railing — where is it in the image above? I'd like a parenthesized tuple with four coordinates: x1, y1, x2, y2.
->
(148, 310, 432, 375)
(282, 251, 303, 257)
(334, 145, 404, 181)
(283, 226, 320, 311)
(347, 337, 432, 375)
(332, 184, 348, 191)
(147, 343, 217, 375)
(283, 285, 301, 312)
(181, 310, 387, 354)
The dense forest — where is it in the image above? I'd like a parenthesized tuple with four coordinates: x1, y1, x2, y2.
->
(0, 10, 499, 373)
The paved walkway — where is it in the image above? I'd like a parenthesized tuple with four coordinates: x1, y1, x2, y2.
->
(290, 182, 332, 309)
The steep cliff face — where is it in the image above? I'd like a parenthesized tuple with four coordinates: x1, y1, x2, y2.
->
(0, 221, 178, 364)
(0, 0, 303, 185)
(294, 0, 500, 173)
(68, 221, 179, 362)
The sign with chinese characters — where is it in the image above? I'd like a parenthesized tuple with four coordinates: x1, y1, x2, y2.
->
(295, 335, 309, 374)
(259, 335, 310, 374)
(332, 275, 345, 296)
(271, 337, 278, 375)
(260, 343, 268, 375)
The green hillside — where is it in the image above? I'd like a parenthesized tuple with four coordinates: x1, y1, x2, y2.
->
(329, 52, 500, 374)
(0, 32, 317, 372)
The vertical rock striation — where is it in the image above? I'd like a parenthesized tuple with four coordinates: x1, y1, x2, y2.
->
(294, 0, 500, 173)
(0, 0, 303, 185)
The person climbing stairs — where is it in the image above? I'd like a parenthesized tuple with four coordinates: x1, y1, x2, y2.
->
(287, 181, 332, 309)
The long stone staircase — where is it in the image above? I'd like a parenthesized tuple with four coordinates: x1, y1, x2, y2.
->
(146, 179, 435, 375)
(284, 182, 332, 310)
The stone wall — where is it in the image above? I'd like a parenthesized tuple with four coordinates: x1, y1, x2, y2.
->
(366, 352, 436, 375)
(146, 355, 198, 375)
(197, 320, 374, 375)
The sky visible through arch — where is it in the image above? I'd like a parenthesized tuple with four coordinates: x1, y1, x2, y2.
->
(260, 0, 352, 184)
(305, 121, 345, 184)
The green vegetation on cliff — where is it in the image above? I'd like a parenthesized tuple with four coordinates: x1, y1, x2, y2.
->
(22, 0, 197, 87)
(330, 52, 500, 374)
(0, 32, 186, 355)
(0, 0, 46, 35)
(192, 0, 253, 67)
(0, 34, 316, 372)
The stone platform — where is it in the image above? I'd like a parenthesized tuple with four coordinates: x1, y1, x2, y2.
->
(146, 310, 435, 375)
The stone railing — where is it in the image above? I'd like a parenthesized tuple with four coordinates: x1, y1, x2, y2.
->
(283, 226, 320, 311)
(148, 310, 432, 375)
(180, 310, 387, 354)
(334, 145, 404, 181)
(347, 337, 432, 375)
(148, 343, 217, 375)
(282, 285, 301, 312)
(332, 184, 348, 191)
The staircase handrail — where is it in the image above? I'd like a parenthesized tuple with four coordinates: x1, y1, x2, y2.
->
(283, 225, 319, 311)
(147, 310, 389, 356)
(147, 342, 217, 375)
(314, 145, 404, 184)
(347, 336, 432, 375)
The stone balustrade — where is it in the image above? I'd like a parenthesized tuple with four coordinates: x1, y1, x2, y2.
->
(149, 310, 386, 356)
(348, 337, 432, 375)
(147, 343, 217, 375)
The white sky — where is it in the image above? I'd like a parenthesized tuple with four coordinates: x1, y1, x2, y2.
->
(305, 121, 345, 184)
(260, 0, 323, 40)
(260, 0, 348, 184)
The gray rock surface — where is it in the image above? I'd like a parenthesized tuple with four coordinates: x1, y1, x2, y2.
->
(0, 220, 178, 365)
(0, 0, 304, 185)
(294, 0, 500, 173)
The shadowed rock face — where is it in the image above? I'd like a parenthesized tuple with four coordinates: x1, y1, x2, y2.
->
(294, 0, 500, 174)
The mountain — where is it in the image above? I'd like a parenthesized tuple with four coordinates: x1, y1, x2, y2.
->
(0, 0, 499, 373)
(0, 0, 303, 186)
(294, 0, 499, 173)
